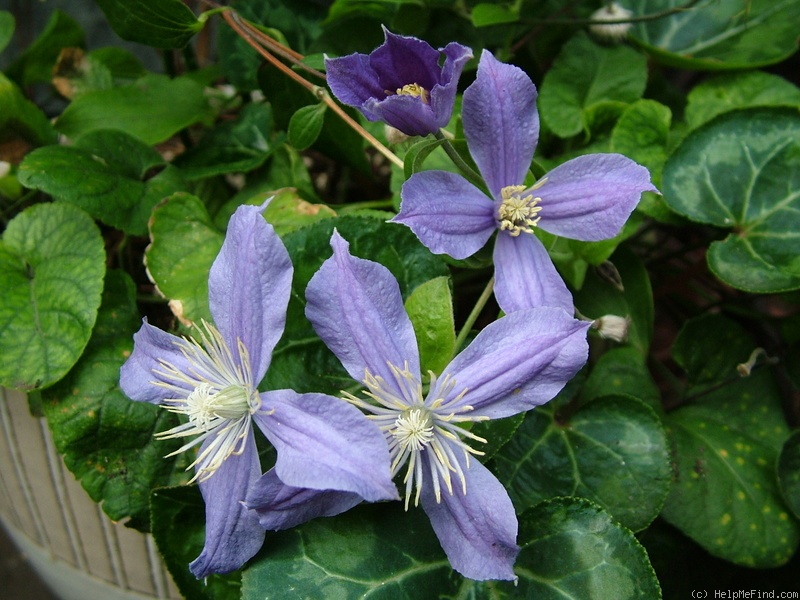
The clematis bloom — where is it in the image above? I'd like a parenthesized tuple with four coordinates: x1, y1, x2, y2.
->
(120, 204, 396, 578)
(304, 230, 590, 580)
(325, 27, 472, 137)
(394, 50, 657, 312)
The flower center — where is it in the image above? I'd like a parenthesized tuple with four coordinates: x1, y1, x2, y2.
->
(392, 407, 435, 452)
(395, 82, 429, 104)
(151, 321, 259, 482)
(498, 184, 542, 237)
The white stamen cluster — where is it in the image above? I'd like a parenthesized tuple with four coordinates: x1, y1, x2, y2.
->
(498, 180, 547, 237)
(151, 321, 260, 483)
(343, 361, 488, 509)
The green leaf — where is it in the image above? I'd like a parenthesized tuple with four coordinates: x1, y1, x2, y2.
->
(151, 486, 242, 600)
(662, 314, 800, 567)
(662, 107, 800, 293)
(686, 71, 800, 130)
(55, 74, 214, 144)
(17, 129, 185, 236)
(5, 10, 84, 86)
(573, 246, 654, 354)
(264, 215, 448, 396)
(288, 103, 327, 151)
(0, 203, 105, 391)
(512, 497, 661, 598)
(0, 73, 59, 148)
(624, 0, 800, 70)
(404, 276, 455, 376)
(778, 430, 800, 520)
(493, 395, 671, 531)
(580, 346, 661, 411)
(145, 193, 225, 326)
(539, 31, 647, 138)
(94, 0, 203, 49)
(0, 11, 14, 54)
(173, 103, 278, 180)
(471, 3, 519, 27)
(40, 270, 187, 530)
(403, 137, 448, 180)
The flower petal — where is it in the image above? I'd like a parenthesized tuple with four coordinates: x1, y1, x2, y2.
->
(254, 389, 398, 503)
(421, 454, 518, 580)
(245, 469, 362, 531)
(428, 41, 474, 128)
(305, 231, 420, 387)
(493, 232, 573, 312)
(208, 202, 292, 382)
(371, 27, 442, 92)
(439, 306, 589, 419)
(120, 319, 192, 404)
(189, 432, 264, 578)
(463, 50, 539, 200)
(325, 52, 384, 117)
(362, 94, 440, 136)
(394, 171, 497, 259)
(537, 153, 657, 241)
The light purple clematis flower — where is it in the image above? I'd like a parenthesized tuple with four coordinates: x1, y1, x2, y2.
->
(120, 204, 396, 579)
(304, 230, 590, 580)
(393, 50, 658, 312)
(325, 27, 472, 137)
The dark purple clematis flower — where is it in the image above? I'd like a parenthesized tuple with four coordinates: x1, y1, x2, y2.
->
(120, 204, 396, 579)
(325, 27, 472, 137)
(393, 50, 658, 312)
(304, 230, 590, 580)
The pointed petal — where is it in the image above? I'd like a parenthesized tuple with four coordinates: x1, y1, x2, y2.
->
(254, 390, 398, 503)
(394, 171, 496, 259)
(537, 153, 657, 241)
(305, 231, 420, 387)
(120, 319, 192, 404)
(325, 52, 384, 116)
(421, 454, 518, 580)
(362, 94, 440, 136)
(463, 50, 539, 199)
(371, 27, 442, 92)
(189, 432, 264, 578)
(439, 306, 589, 419)
(246, 469, 362, 531)
(428, 41, 474, 129)
(208, 203, 292, 382)
(493, 232, 573, 313)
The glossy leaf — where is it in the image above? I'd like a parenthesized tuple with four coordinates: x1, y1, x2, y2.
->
(173, 103, 279, 180)
(0, 73, 59, 148)
(580, 346, 661, 411)
(40, 270, 187, 530)
(288, 103, 327, 151)
(471, 3, 519, 27)
(778, 430, 800, 520)
(685, 71, 800, 130)
(624, 0, 800, 70)
(493, 395, 671, 532)
(662, 314, 800, 567)
(0, 203, 104, 391)
(17, 129, 185, 236)
(264, 215, 449, 396)
(94, 0, 202, 49)
(55, 74, 214, 144)
(145, 193, 225, 327)
(539, 31, 647, 138)
(404, 276, 455, 376)
(0, 11, 14, 54)
(662, 107, 800, 293)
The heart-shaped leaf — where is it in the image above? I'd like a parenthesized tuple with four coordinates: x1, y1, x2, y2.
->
(94, 0, 203, 49)
(0, 203, 105, 390)
(662, 107, 800, 293)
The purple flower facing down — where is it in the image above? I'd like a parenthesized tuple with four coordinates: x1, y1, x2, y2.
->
(305, 230, 590, 580)
(120, 204, 395, 579)
(325, 27, 472, 137)
(394, 50, 658, 313)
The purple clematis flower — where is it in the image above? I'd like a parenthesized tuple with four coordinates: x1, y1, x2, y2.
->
(120, 204, 396, 579)
(304, 230, 590, 580)
(393, 50, 658, 312)
(325, 27, 472, 137)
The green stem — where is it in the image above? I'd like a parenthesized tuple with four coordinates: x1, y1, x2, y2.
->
(336, 198, 396, 214)
(434, 130, 485, 189)
(454, 276, 495, 353)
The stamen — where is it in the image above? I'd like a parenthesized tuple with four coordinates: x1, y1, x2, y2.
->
(393, 83, 429, 104)
(498, 184, 543, 237)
